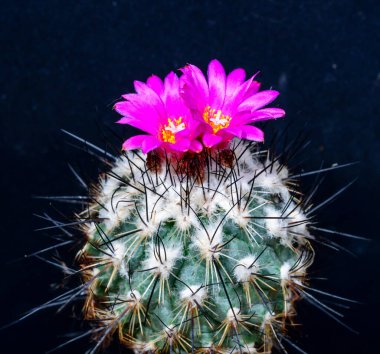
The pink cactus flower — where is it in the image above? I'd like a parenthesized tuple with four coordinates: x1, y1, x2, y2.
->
(115, 72, 202, 154)
(180, 59, 285, 148)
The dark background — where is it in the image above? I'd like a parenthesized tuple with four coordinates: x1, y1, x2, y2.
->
(1, 1, 379, 353)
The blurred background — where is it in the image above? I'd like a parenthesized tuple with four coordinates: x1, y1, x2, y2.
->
(1, 1, 379, 353)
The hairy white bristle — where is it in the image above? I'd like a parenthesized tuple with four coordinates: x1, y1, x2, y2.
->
(234, 255, 260, 282)
(180, 285, 207, 307)
(98, 192, 132, 231)
(261, 311, 275, 328)
(143, 245, 182, 279)
(256, 165, 290, 201)
(226, 307, 242, 321)
(264, 206, 287, 238)
(136, 218, 158, 239)
(229, 206, 250, 228)
(132, 340, 157, 354)
(84, 221, 97, 239)
(256, 172, 280, 189)
(288, 207, 309, 236)
(99, 177, 121, 203)
(229, 344, 258, 354)
(126, 289, 142, 302)
(280, 262, 292, 281)
(175, 213, 197, 232)
(194, 189, 226, 217)
(193, 225, 223, 260)
(112, 241, 126, 261)
(92, 267, 100, 276)
(112, 156, 132, 178)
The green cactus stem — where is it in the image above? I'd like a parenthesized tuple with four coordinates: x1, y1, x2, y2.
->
(77, 140, 314, 353)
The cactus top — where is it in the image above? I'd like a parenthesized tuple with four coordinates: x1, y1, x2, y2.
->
(115, 60, 285, 154)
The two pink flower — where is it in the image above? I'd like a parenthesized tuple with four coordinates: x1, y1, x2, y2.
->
(114, 59, 285, 154)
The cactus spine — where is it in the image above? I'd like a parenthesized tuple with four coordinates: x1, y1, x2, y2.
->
(79, 140, 314, 353)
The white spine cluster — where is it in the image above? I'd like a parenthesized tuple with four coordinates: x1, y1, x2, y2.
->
(180, 285, 207, 307)
(234, 255, 260, 283)
(143, 245, 182, 279)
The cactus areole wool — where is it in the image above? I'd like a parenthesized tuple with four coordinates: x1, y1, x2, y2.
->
(78, 60, 314, 353)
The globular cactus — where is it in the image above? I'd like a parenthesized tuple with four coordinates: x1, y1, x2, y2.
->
(80, 142, 313, 353)
(75, 59, 316, 353)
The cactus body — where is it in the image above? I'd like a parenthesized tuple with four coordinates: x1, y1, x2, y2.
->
(79, 141, 313, 353)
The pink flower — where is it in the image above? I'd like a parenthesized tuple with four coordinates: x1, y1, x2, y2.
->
(180, 59, 285, 148)
(115, 72, 202, 154)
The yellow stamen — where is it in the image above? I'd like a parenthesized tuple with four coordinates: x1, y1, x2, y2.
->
(161, 117, 186, 144)
(203, 106, 232, 133)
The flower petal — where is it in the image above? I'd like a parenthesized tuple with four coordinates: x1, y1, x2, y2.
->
(180, 64, 209, 111)
(141, 136, 162, 154)
(162, 72, 190, 118)
(121, 93, 138, 101)
(238, 90, 280, 112)
(122, 135, 150, 151)
(202, 133, 223, 148)
(147, 75, 164, 95)
(223, 74, 258, 113)
(233, 108, 285, 126)
(224, 125, 264, 142)
(114, 97, 161, 131)
(116, 116, 157, 135)
(208, 59, 226, 108)
(226, 68, 246, 98)
(190, 140, 203, 153)
(167, 138, 191, 152)
(114, 101, 131, 116)
(133, 80, 165, 116)
(249, 108, 286, 122)
(244, 80, 261, 98)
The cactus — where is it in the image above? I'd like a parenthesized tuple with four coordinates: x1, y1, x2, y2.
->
(73, 59, 317, 353)
(79, 141, 313, 353)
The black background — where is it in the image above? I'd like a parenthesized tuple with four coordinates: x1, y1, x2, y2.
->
(1, 1, 379, 353)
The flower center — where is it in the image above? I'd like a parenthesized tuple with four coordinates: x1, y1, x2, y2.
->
(203, 106, 232, 133)
(161, 117, 186, 144)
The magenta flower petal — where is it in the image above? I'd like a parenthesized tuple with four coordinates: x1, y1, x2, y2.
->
(244, 80, 261, 98)
(116, 117, 129, 124)
(249, 108, 286, 122)
(168, 138, 191, 152)
(239, 90, 280, 112)
(203, 133, 223, 148)
(114, 101, 131, 116)
(114, 99, 161, 130)
(116, 116, 158, 135)
(208, 59, 226, 108)
(223, 77, 254, 113)
(147, 75, 164, 95)
(180, 64, 209, 111)
(122, 135, 151, 151)
(133, 81, 166, 116)
(162, 72, 188, 117)
(190, 140, 203, 153)
(226, 68, 246, 98)
(223, 72, 260, 113)
(141, 136, 162, 154)
(224, 125, 264, 142)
